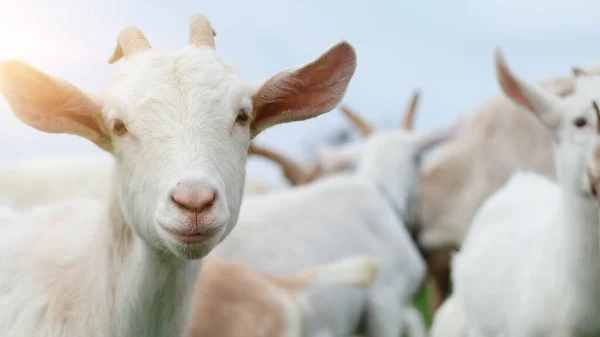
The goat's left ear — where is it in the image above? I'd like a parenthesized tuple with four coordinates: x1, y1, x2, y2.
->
(250, 41, 357, 137)
(494, 48, 563, 130)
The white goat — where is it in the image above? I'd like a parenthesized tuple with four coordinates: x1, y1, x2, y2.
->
(187, 255, 380, 337)
(331, 90, 459, 312)
(0, 13, 357, 337)
(451, 49, 600, 337)
(415, 65, 600, 251)
(209, 115, 461, 337)
(412, 62, 600, 309)
(332, 91, 429, 234)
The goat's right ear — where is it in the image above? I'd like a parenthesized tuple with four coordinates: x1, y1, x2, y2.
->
(494, 48, 563, 130)
(0, 60, 111, 151)
(317, 143, 363, 172)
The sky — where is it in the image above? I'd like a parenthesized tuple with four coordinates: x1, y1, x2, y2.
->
(1, 0, 600, 185)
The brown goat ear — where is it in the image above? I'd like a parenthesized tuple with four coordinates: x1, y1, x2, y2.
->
(0, 60, 111, 151)
(251, 42, 357, 137)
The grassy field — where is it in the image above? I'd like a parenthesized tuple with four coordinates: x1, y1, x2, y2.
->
(412, 282, 433, 327)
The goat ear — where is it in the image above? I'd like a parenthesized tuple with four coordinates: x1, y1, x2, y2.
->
(250, 41, 357, 137)
(0, 60, 111, 151)
(317, 143, 363, 172)
(572, 67, 588, 77)
(494, 48, 563, 130)
(413, 115, 466, 153)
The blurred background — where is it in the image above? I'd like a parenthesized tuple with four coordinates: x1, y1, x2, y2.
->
(1, 0, 600, 185)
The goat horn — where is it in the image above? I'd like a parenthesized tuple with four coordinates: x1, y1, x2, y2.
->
(339, 105, 372, 137)
(108, 27, 151, 64)
(248, 144, 305, 185)
(401, 89, 420, 131)
(190, 14, 216, 49)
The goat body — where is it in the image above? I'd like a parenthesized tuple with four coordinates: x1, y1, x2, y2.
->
(453, 171, 600, 336)
(413, 54, 600, 311)
(187, 256, 380, 337)
(210, 175, 427, 337)
(452, 50, 600, 337)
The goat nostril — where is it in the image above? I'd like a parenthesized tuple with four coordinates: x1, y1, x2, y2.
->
(170, 195, 184, 209)
(170, 189, 217, 214)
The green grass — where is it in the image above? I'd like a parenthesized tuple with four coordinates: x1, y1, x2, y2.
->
(411, 282, 433, 327)
(396, 282, 433, 337)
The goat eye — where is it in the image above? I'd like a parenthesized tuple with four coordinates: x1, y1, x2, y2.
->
(236, 109, 250, 125)
(591, 185, 597, 197)
(112, 119, 128, 136)
(573, 117, 588, 128)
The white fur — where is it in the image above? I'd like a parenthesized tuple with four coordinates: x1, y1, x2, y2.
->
(209, 119, 461, 337)
(297, 256, 383, 337)
(452, 51, 600, 337)
(429, 295, 465, 337)
(0, 15, 357, 337)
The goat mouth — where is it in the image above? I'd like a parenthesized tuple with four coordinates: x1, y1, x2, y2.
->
(162, 226, 219, 244)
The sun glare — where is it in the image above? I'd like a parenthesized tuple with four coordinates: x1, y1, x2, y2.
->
(0, 3, 90, 69)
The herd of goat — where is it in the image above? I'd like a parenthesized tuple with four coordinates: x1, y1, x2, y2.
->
(1, 12, 600, 337)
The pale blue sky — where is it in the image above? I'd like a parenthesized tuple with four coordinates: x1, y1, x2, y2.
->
(1, 0, 600, 184)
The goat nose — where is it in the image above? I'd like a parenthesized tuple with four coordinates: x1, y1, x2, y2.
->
(170, 186, 217, 214)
